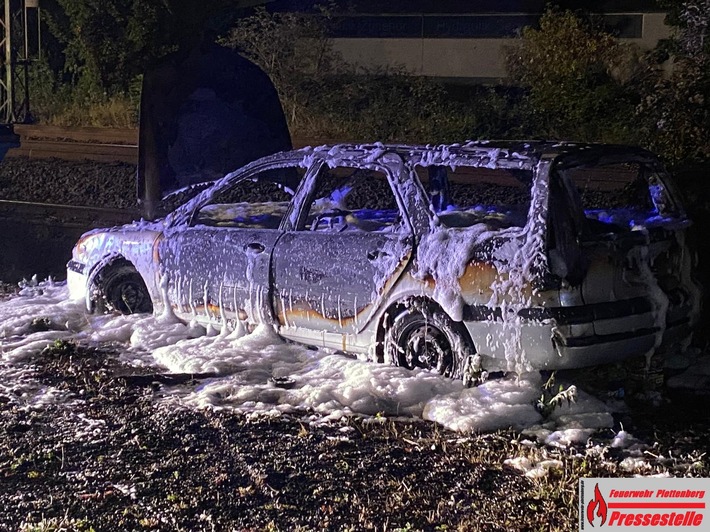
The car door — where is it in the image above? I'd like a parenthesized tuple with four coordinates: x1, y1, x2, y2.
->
(159, 162, 307, 327)
(271, 162, 414, 335)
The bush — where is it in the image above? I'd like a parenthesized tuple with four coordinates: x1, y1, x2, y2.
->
(223, 5, 527, 143)
(29, 58, 139, 127)
(221, 4, 344, 133)
(505, 9, 641, 143)
(25, 3, 570, 141)
(634, 0, 710, 162)
(636, 58, 710, 162)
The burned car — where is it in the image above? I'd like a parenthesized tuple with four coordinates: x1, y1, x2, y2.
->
(67, 142, 700, 378)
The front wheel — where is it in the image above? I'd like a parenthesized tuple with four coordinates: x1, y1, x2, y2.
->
(92, 263, 153, 315)
(384, 301, 473, 379)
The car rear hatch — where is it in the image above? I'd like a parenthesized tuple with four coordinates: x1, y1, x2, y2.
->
(547, 147, 699, 357)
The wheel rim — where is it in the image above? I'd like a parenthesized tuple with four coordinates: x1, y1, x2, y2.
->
(109, 277, 148, 314)
(398, 319, 452, 374)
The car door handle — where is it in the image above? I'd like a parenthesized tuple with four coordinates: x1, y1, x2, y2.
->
(245, 242, 265, 254)
(367, 250, 389, 261)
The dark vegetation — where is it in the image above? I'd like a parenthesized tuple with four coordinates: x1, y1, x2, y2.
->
(30, 0, 253, 126)
(29, 2, 710, 164)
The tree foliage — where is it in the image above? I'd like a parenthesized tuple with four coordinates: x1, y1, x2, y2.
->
(636, 0, 710, 161)
(44, 0, 264, 96)
(505, 10, 640, 142)
(221, 5, 526, 142)
(29, 0, 267, 125)
(221, 4, 343, 128)
(34, 0, 710, 163)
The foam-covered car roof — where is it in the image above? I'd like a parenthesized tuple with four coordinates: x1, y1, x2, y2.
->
(287, 141, 659, 170)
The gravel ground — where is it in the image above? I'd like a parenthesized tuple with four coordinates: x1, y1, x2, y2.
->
(0, 158, 139, 283)
(1, 343, 709, 532)
(0, 345, 541, 531)
(0, 157, 137, 209)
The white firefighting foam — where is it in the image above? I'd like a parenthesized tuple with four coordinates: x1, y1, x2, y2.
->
(0, 281, 620, 439)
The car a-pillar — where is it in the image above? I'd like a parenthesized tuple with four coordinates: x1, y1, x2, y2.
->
(378, 297, 476, 380)
(88, 257, 153, 315)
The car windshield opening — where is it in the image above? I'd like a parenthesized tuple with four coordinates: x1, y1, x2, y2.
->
(192, 166, 305, 229)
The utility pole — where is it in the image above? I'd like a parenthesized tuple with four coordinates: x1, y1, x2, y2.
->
(0, 0, 40, 124)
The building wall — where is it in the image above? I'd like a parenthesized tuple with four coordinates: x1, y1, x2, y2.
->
(331, 13, 670, 82)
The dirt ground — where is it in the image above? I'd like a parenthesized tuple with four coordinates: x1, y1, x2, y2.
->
(1, 343, 708, 532)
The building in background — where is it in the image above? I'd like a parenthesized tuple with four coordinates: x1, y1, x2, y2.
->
(272, 0, 670, 83)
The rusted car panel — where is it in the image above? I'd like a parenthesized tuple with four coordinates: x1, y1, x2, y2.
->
(67, 141, 701, 377)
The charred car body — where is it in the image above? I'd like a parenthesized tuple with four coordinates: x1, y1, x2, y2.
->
(67, 142, 700, 377)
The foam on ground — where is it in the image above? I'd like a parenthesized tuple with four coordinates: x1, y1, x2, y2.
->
(0, 281, 704, 438)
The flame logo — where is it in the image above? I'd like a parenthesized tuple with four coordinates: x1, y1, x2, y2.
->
(586, 483, 607, 527)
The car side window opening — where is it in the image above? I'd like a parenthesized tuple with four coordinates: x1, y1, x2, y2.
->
(300, 166, 404, 233)
(191, 166, 307, 229)
(415, 164, 532, 229)
(558, 162, 675, 234)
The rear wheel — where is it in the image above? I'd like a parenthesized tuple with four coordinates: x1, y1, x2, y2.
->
(93, 263, 153, 315)
(384, 300, 473, 379)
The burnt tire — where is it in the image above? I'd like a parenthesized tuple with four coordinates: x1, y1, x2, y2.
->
(94, 264, 153, 315)
(384, 301, 473, 379)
